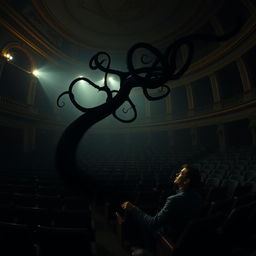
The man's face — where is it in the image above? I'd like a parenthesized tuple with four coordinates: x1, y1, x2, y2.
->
(174, 167, 189, 187)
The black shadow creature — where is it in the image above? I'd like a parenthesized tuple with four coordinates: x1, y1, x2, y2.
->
(56, 21, 242, 195)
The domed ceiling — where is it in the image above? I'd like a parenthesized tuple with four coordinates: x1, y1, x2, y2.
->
(32, 0, 222, 52)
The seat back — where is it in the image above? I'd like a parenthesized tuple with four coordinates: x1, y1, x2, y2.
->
(174, 212, 225, 255)
(36, 225, 93, 256)
(0, 221, 37, 256)
(221, 200, 256, 241)
(156, 213, 226, 256)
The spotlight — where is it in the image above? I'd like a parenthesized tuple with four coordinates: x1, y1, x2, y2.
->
(32, 70, 40, 77)
(4, 53, 13, 61)
(108, 76, 114, 83)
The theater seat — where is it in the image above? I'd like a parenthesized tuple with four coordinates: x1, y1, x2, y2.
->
(156, 212, 226, 256)
(219, 200, 256, 248)
(36, 225, 93, 256)
(0, 221, 37, 256)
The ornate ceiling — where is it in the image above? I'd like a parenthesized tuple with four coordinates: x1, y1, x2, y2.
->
(32, 0, 223, 52)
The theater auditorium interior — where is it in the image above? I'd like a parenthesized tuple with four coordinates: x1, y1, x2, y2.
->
(0, 0, 256, 255)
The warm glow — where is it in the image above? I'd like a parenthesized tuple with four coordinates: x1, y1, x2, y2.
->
(3, 52, 13, 61)
(32, 70, 40, 77)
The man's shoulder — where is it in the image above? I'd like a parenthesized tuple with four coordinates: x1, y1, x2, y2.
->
(167, 191, 184, 200)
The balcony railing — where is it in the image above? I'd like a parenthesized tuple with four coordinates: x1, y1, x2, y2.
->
(150, 89, 256, 122)
(0, 96, 39, 116)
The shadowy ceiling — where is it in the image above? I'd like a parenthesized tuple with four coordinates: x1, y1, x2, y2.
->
(32, 0, 223, 52)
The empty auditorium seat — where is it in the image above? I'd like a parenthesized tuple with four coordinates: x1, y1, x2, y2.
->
(0, 221, 37, 256)
(36, 225, 93, 256)
(219, 179, 239, 200)
(207, 197, 236, 216)
(15, 206, 53, 227)
(156, 212, 226, 256)
(52, 209, 93, 229)
(13, 193, 38, 208)
(219, 200, 256, 249)
(61, 196, 91, 211)
(37, 195, 62, 210)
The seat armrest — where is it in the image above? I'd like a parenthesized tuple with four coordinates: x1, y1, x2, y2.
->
(155, 232, 176, 256)
(157, 233, 175, 251)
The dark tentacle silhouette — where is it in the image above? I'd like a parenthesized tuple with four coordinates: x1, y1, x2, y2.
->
(56, 21, 242, 194)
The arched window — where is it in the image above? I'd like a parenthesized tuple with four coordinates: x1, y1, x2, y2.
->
(0, 43, 36, 103)
(171, 86, 188, 118)
(243, 45, 256, 90)
(191, 76, 213, 111)
(216, 62, 244, 100)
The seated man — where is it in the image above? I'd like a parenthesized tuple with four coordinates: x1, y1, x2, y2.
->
(120, 164, 203, 251)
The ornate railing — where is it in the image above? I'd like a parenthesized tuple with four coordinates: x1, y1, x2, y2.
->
(0, 96, 39, 116)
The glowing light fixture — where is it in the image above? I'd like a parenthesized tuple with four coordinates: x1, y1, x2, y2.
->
(32, 70, 40, 77)
(108, 76, 114, 83)
(3, 52, 13, 61)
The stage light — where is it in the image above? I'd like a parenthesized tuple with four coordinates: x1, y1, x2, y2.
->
(32, 70, 40, 77)
(108, 76, 114, 83)
(107, 75, 120, 90)
(3, 52, 13, 61)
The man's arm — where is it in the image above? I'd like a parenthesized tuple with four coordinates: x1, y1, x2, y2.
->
(121, 196, 180, 231)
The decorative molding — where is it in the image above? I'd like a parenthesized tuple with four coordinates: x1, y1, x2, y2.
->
(1, 42, 36, 72)
(236, 58, 252, 92)
(241, 0, 256, 15)
(186, 84, 194, 110)
(94, 98, 256, 132)
(165, 94, 172, 115)
(209, 74, 221, 103)
(0, 3, 73, 67)
(0, 96, 39, 117)
(167, 17, 256, 88)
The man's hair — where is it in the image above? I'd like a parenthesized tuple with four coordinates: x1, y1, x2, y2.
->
(182, 163, 202, 188)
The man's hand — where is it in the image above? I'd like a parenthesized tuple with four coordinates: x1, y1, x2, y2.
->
(121, 201, 135, 211)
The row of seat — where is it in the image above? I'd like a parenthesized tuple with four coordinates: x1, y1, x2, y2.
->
(155, 199, 256, 256)
(0, 170, 96, 256)
(0, 221, 95, 256)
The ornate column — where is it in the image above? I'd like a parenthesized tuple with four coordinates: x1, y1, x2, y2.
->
(186, 84, 194, 116)
(165, 93, 172, 116)
(240, 0, 256, 15)
(209, 17, 225, 35)
(236, 58, 253, 100)
(145, 99, 151, 119)
(27, 76, 37, 105)
(209, 74, 221, 110)
(191, 128, 198, 147)
(217, 124, 227, 152)
(23, 126, 36, 152)
(249, 118, 256, 146)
